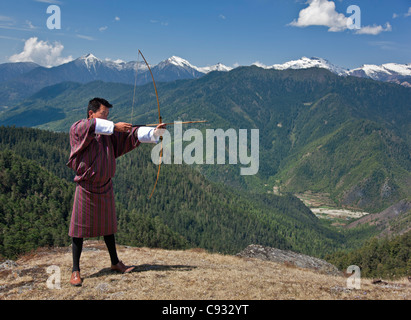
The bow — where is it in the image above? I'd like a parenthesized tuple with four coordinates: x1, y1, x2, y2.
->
(131, 50, 207, 199)
(137, 50, 163, 199)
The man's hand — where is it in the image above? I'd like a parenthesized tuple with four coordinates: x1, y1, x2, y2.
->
(114, 122, 132, 133)
(153, 123, 166, 137)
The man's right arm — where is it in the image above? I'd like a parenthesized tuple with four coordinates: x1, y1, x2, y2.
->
(67, 119, 97, 170)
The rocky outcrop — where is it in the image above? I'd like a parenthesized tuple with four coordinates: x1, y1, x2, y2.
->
(236, 244, 341, 276)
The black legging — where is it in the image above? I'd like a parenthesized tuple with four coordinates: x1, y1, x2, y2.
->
(72, 234, 119, 272)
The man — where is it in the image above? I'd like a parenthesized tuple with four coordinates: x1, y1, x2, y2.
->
(66, 97, 165, 286)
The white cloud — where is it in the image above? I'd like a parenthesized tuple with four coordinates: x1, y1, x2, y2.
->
(150, 19, 169, 26)
(8, 37, 73, 67)
(34, 0, 62, 4)
(99, 26, 108, 32)
(219, 14, 226, 20)
(289, 0, 392, 35)
(0, 35, 23, 41)
(0, 15, 13, 22)
(114, 16, 120, 21)
(368, 41, 396, 51)
(76, 34, 95, 41)
(393, 7, 411, 18)
(0, 15, 14, 26)
(289, 0, 349, 32)
(355, 22, 392, 35)
(26, 20, 36, 29)
(252, 61, 268, 68)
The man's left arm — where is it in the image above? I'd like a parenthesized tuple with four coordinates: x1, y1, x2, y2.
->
(95, 119, 161, 142)
(95, 119, 163, 157)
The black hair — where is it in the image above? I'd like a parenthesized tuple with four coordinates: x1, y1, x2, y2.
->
(87, 97, 113, 119)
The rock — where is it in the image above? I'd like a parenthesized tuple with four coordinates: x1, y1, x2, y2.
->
(236, 244, 341, 276)
(96, 282, 110, 293)
(372, 279, 388, 285)
(0, 260, 18, 270)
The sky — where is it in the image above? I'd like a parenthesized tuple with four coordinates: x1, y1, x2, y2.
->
(0, 0, 410, 69)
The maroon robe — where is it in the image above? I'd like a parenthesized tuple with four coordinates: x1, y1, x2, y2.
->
(66, 119, 141, 238)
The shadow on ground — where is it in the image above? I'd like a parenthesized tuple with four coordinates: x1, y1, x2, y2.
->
(88, 264, 197, 278)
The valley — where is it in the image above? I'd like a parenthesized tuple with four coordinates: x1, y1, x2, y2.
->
(0, 63, 410, 281)
(294, 191, 370, 226)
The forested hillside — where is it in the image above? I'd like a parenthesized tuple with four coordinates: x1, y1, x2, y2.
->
(0, 149, 190, 259)
(1, 67, 410, 213)
(327, 231, 410, 279)
(0, 126, 375, 260)
(0, 150, 73, 258)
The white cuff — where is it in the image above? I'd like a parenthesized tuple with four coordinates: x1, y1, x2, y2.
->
(95, 118, 114, 135)
(138, 127, 159, 143)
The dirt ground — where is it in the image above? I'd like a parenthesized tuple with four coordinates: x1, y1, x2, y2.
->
(0, 240, 409, 300)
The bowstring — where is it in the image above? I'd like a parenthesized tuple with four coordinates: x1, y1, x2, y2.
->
(131, 51, 141, 125)
(129, 51, 140, 179)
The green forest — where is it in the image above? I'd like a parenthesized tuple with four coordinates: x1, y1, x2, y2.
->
(0, 125, 409, 278)
(0, 126, 375, 259)
(326, 231, 410, 279)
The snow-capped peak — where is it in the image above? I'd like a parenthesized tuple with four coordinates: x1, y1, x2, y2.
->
(256, 56, 349, 76)
(381, 63, 411, 76)
(197, 63, 233, 73)
(352, 63, 411, 77)
(79, 53, 100, 62)
(350, 64, 391, 77)
(77, 53, 102, 70)
(348, 62, 411, 81)
(158, 56, 232, 74)
(159, 56, 195, 69)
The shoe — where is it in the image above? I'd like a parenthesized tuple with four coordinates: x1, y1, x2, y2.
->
(111, 260, 135, 273)
(70, 271, 82, 286)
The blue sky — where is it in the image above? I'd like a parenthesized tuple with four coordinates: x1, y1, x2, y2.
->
(0, 0, 410, 69)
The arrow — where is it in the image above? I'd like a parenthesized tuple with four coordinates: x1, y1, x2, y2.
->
(132, 120, 207, 127)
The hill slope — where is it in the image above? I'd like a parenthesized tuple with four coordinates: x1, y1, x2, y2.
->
(1, 67, 410, 214)
(0, 241, 409, 300)
(1, 126, 362, 260)
(0, 149, 188, 259)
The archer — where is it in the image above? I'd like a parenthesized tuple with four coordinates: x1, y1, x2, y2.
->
(66, 97, 166, 286)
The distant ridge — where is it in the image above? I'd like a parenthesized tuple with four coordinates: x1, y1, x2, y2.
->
(1, 53, 410, 106)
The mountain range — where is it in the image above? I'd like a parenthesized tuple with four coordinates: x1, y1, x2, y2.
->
(254, 56, 411, 84)
(0, 54, 410, 107)
(1, 65, 410, 216)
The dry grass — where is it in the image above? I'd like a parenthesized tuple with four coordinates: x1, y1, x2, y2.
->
(0, 240, 409, 300)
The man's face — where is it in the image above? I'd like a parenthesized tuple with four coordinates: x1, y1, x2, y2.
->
(89, 104, 109, 120)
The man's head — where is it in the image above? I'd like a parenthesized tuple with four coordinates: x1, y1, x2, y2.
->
(87, 97, 113, 120)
